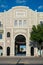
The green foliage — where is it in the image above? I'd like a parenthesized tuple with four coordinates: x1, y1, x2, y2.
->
(30, 24, 43, 56)
(30, 24, 43, 43)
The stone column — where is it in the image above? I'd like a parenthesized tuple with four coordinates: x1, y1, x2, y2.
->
(26, 29, 30, 57)
(3, 11, 7, 56)
(26, 40, 30, 56)
(34, 48, 38, 57)
(3, 28, 6, 56)
(10, 28, 14, 56)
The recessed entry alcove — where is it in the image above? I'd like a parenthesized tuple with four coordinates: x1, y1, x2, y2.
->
(15, 35, 26, 56)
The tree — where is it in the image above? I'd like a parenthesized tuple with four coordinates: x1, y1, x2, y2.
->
(30, 24, 43, 56)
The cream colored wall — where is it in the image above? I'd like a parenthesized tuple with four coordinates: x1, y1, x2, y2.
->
(0, 6, 43, 56)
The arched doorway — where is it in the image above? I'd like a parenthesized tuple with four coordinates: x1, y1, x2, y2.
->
(31, 47, 34, 56)
(0, 46, 3, 56)
(15, 35, 26, 56)
(7, 47, 10, 56)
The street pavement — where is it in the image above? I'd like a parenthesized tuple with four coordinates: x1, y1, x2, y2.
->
(0, 64, 43, 65)
(0, 56, 43, 64)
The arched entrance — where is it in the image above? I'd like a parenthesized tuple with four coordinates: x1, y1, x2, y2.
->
(0, 46, 3, 56)
(7, 47, 10, 56)
(31, 47, 34, 56)
(15, 35, 26, 56)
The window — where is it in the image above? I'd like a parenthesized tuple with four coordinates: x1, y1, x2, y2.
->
(7, 32, 10, 37)
(0, 21, 3, 27)
(7, 47, 10, 56)
(0, 34, 2, 39)
(40, 21, 43, 24)
(14, 20, 17, 26)
(19, 20, 22, 26)
(0, 22, 1, 27)
(23, 20, 26, 26)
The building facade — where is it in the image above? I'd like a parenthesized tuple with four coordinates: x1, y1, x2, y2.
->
(0, 6, 43, 57)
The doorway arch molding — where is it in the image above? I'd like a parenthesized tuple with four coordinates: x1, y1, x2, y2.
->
(14, 32, 28, 56)
(14, 33, 27, 41)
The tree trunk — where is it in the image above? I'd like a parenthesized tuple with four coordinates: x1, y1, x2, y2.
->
(40, 46, 41, 57)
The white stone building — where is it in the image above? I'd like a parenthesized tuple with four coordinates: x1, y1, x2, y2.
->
(0, 6, 43, 57)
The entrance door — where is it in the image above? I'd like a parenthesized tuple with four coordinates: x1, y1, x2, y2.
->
(7, 47, 10, 56)
(15, 35, 26, 56)
(31, 47, 34, 56)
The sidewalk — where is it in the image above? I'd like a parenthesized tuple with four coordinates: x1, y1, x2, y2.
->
(0, 56, 43, 64)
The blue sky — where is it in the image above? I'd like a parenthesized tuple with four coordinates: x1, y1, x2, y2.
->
(0, 0, 43, 12)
